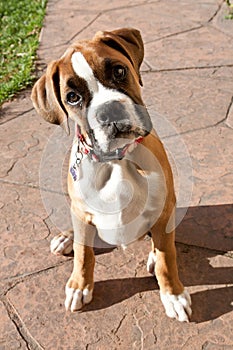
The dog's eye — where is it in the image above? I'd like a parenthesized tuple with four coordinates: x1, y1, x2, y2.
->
(112, 65, 127, 81)
(66, 91, 82, 106)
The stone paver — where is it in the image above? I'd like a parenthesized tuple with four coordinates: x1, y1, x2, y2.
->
(0, 0, 233, 349)
(0, 301, 28, 350)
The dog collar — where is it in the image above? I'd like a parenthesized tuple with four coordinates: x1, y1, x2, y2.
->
(70, 125, 143, 181)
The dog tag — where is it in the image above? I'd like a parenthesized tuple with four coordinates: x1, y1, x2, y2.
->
(70, 165, 78, 181)
(70, 147, 83, 181)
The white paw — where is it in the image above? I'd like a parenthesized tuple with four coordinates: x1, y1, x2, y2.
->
(147, 251, 157, 275)
(65, 286, 93, 312)
(50, 233, 73, 255)
(160, 289, 192, 322)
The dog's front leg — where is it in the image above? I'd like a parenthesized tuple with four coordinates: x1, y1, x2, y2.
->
(148, 224, 192, 322)
(65, 243, 95, 312)
(65, 211, 96, 312)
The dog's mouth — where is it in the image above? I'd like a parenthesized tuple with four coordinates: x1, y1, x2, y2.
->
(87, 129, 144, 162)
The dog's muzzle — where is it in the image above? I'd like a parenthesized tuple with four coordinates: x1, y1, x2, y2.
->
(86, 101, 152, 161)
(96, 101, 132, 133)
(95, 101, 152, 136)
(87, 129, 144, 162)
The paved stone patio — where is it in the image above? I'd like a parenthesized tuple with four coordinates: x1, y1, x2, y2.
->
(0, 0, 233, 349)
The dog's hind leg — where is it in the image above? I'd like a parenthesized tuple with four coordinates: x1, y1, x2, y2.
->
(50, 230, 74, 256)
(146, 241, 157, 275)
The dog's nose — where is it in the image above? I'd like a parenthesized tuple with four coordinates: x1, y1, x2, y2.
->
(96, 101, 130, 126)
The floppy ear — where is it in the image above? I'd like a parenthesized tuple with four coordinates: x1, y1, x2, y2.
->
(95, 28, 144, 86)
(31, 60, 69, 134)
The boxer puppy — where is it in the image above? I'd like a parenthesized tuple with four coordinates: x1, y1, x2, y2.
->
(31, 28, 192, 322)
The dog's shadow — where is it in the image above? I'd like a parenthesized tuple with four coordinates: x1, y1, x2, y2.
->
(177, 204, 233, 322)
(85, 204, 233, 323)
(180, 247, 233, 323)
(190, 286, 233, 323)
(85, 276, 157, 312)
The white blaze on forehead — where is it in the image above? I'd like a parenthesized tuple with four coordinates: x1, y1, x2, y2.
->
(71, 51, 126, 105)
(91, 82, 127, 108)
(71, 52, 98, 92)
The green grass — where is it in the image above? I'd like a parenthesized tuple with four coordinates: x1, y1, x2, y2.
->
(0, 0, 47, 105)
(225, 0, 233, 19)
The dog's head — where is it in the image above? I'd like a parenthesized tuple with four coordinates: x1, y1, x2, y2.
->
(31, 28, 152, 160)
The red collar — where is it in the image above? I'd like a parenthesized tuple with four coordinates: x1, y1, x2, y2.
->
(76, 125, 95, 156)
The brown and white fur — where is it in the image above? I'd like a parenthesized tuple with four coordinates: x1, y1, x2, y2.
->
(31, 28, 192, 322)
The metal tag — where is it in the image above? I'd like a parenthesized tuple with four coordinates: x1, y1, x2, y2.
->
(70, 165, 78, 181)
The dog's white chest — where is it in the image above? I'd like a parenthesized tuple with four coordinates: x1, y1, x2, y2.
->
(71, 145, 166, 246)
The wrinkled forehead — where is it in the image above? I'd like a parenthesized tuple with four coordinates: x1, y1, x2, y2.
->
(72, 40, 134, 70)
(57, 40, 143, 105)
(59, 41, 139, 85)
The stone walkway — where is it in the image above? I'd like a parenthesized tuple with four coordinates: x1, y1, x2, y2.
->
(1, 0, 233, 349)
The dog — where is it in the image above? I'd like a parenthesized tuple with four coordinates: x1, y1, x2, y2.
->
(31, 28, 192, 322)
